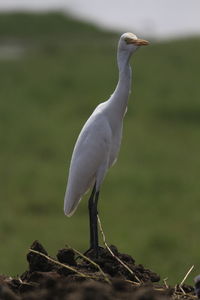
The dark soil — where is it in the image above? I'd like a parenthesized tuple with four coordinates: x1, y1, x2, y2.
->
(0, 241, 196, 300)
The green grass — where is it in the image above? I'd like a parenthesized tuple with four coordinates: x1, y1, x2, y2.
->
(0, 12, 200, 284)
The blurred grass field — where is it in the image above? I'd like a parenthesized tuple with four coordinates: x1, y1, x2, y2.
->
(0, 12, 200, 284)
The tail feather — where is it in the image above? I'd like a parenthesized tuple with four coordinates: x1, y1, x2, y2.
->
(64, 192, 82, 217)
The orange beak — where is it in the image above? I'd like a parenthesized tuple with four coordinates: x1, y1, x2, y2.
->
(126, 37, 150, 46)
(133, 38, 150, 46)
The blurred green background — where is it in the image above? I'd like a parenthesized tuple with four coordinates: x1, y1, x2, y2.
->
(0, 13, 200, 285)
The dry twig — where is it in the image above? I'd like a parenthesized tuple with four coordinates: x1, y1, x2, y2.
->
(172, 266, 195, 298)
(68, 246, 111, 284)
(29, 249, 90, 279)
(97, 215, 141, 284)
(163, 277, 169, 289)
(124, 279, 140, 286)
(180, 265, 194, 287)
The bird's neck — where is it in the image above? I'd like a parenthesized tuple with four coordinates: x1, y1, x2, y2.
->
(109, 50, 132, 118)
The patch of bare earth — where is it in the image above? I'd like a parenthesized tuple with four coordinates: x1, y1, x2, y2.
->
(0, 241, 196, 300)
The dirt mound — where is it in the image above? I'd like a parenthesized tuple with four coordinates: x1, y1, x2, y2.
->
(0, 241, 195, 299)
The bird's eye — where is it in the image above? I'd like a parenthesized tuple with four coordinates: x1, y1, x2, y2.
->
(124, 37, 129, 44)
(124, 37, 136, 45)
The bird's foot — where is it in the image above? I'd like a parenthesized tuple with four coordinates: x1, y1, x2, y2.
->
(83, 245, 104, 259)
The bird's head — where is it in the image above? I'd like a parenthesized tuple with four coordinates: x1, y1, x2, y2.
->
(119, 32, 149, 54)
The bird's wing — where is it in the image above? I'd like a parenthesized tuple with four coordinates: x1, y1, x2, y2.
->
(64, 113, 112, 216)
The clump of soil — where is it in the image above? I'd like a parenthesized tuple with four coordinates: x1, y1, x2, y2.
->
(0, 241, 195, 299)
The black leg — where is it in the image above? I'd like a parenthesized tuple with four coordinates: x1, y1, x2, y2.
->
(88, 183, 100, 257)
(93, 190, 99, 256)
(88, 183, 96, 249)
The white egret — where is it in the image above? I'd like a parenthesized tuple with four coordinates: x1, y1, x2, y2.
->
(64, 32, 149, 256)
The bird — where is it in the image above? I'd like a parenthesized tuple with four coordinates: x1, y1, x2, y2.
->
(64, 32, 149, 256)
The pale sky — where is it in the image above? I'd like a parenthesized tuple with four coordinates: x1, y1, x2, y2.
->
(0, 0, 200, 39)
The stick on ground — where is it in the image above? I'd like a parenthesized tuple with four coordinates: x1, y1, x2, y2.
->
(29, 248, 90, 279)
(67, 246, 111, 284)
(97, 215, 141, 284)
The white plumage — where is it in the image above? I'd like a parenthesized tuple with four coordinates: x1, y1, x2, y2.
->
(64, 32, 149, 253)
